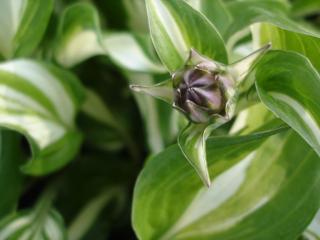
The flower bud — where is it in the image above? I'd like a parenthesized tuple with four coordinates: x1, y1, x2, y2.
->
(172, 65, 230, 123)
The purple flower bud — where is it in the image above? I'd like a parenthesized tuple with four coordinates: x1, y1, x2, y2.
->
(173, 67, 228, 123)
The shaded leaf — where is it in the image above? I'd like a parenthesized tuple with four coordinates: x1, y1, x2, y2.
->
(0, 188, 66, 240)
(0, 130, 24, 218)
(292, 0, 320, 16)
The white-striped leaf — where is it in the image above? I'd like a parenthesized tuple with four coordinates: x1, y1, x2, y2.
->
(0, 0, 53, 59)
(0, 189, 66, 240)
(255, 50, 320, 158)
(145, 0, 228, 72)
(55, 3, 165, 73)
(103, 33, 166, 73)
(222, 0, 320, 49)
(54, 2, 103, 68)
(0, 209, 66, 240)
(303, 211, 320, 240)
(0, 59, 85, 175)
(304, 210, 320, 239)
(133, 127, 320, 239)
(252, 23, 320, 72)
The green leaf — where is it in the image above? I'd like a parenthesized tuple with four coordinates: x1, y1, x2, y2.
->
(0, 59, 85, 175)
(292, 0, 320, 16)
(103, 32, 166, 73)
(186, 0, 233, 38)
(54, 2, 103, 68)
(0, 130, 24, 218)
(0, 188, 66, 240)
(67, 188, 124, 240)
(133, 128, 319, 240)
(304, 210, 320, 239)
(0, 0, 53, 59)
(224, 0, 320, 48)
(55, 3, 165, 73)
(255, 50, 320, 158)
(252, 23, 320, 72)
(145, 0, 228, 72)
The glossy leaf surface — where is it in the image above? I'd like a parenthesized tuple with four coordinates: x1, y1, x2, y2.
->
(252, 23, 320, 71)
(223, 0, 320, 50)
(255, 50, 320, 157)
(145, 0, 227, 72)
(133, 128, 320, 239)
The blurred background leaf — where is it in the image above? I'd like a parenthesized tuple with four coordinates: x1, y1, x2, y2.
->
(0, 59, 85, 175)
(0, 130, 24, 218)
(0, 0, 53, 59)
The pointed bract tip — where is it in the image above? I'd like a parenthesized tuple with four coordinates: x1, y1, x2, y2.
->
(204, 177, 212, 188)
(266, 42, 272, 49)
(129, 84, 143, 92)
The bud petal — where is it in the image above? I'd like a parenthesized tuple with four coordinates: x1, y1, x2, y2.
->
(172, 63, 229, 123)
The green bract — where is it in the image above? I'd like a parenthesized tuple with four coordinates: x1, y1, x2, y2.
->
(132, 45, 270, 186)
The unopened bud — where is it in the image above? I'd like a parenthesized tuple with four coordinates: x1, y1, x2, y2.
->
(172, 65, 230, 123)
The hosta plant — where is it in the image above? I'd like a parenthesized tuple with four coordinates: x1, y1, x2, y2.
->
(0, 0, 320, 239)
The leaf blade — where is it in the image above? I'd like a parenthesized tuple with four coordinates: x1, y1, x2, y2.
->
(0, 59, 85, 175)
(146, 0, 228, 72)
(255, 50, 320, 157)
(133, 129, 320, 240)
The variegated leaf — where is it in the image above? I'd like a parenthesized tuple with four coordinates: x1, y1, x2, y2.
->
(0, 189, 66, 240)
(255, 50, 320, 157)
(0, 59, 85, 175)
(0, 0, 53, 59)
(304, 210, 320, 239)
(223, 0, 320, 50)
(252, 23, 320, 72)
(54, 2, 103, 68)
(133, 127, 320, 240)
(145, 0, 228, 72)
(55, 3, 165, 73)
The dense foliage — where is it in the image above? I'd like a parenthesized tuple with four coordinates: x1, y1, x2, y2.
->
(0, 0, 320, 239)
